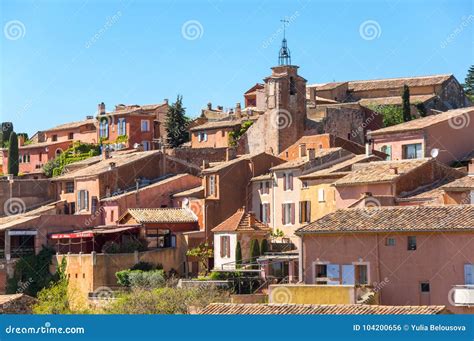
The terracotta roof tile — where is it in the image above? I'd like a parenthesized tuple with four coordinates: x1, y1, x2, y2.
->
(199, 303, 447, 315)
(297, 205, 474, 234)
(211, 209, 270, 233)
(442, 176, 474, 190)
(359, 94, 436, 106)
(299, 155, 380, 180)
(125, 208, 197, 224)
(44, 118, 97, 132)
(334, 158, 430, 186)
(371, 107, 474, 135)
(348, 74, 452, 92)
(271, 148, 346, 171)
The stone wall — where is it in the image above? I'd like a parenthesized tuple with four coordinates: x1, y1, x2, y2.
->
(165, 147, 228, 166)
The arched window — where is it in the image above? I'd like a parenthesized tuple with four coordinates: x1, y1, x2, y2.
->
(55, 148, 63, 157)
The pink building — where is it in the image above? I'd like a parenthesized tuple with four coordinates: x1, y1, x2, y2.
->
(334, 158, 464, 208)
(371, 107, 474, 165)
(297, 205, 474, 314)
(42, 117, 97, 144)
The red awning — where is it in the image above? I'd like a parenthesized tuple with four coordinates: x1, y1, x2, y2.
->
(50, 226, 139, 239)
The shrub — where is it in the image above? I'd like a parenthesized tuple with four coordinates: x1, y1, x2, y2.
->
(235, 241, 242, 268)
(260, 239, 269, 255)
(131, 261, 155, 271)
(116, 269, 165, 289)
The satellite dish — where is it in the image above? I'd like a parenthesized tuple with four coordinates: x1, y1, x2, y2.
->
(182, 198, 189, 207)
(133, 143, 140, 149)
(430, 148, 439, 158)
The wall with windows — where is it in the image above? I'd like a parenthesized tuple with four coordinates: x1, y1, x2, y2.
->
(373, 131, 425, 162)
(300, 179, 337, 222)
(213, 233, 237, 270)
(301, 231, 474, 314)
(251, 179, 273, 225)
(190, 127, 235, 149)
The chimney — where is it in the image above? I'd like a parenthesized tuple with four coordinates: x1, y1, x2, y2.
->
(248, 211, 256, 227)
(365, 142, 372, 156)
(164, 98, 169, 105)
(108, 161, 116, 170)
(207, 102, 212, 110)
(217, 105, 223, 111)
(86, 115, 94, 120)
(102, 146, 110, 160)
(202, 160, 209, 169)
(98, 102, 106, 115)
(307, 148, 316, 160)
(235, 103, 242, 119)
(18, 135, 25, 147)
(363, 192, 373, 197)
(298, 143, 307, 158)
(468, 159, 474, 175)
(389, 166, 398, 175)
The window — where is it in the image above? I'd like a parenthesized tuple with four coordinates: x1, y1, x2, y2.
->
(142, 141, 150, 151)
(385, 237, 395, 246)
(208, 175, 216, 196)
(465, 264, 474, 285)
(283, 172, 293, 191)
(65, 182, 74, 193)
(381, 145, 392, 161)
(314, 264, 341, 284)
(141, 120, 150, 132)
(198, 132, 208, 142)
(77, 190, 89, 211)
(282, 203, 295, 225)
(420, 282, 430, 293)
(407, 236, 417, 250)
(299, 201, 311, 224)
(118, 118, 127, 135)
(260, 203, 271, 224)
(99, 120, 109, 138)
(110, 210, 115, 223)
(220, 236, 230, 258)
(260, 181, 270, 195)
(318, 188, 325, 202)
(402, 143, 423, 159)
(91, 196, 98, 214)
(301, 181, 308, 189)
(289, 76, 296, 95)
(68, 132, 74, 140)
(355, 264, 368, 285)
(52, 135, 58, 142)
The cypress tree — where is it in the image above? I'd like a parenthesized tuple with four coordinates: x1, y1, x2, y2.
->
(165, 95, 189, 148)
(402, 84, 411, 122)
(260, 239, 269, 255)
(249, 239, 260, 268)
(8, 132, 19, 176)
(464, 65, 474, 99)
(235, 241, 242, 268)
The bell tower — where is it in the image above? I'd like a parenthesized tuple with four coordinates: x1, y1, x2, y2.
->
(263, 22, 307, 154)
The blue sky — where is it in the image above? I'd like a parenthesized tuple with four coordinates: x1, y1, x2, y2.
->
(1, 0, 472, 136)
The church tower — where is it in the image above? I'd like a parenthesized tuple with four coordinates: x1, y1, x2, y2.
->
(263, 21, 307, 154)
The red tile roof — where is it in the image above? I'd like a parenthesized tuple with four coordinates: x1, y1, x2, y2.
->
(198, 303, 448, 315)
(211, 209, 270, 233)
(297, 205, 474, 234)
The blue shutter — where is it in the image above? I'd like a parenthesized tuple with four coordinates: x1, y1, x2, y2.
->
(465, 264, 474, 285)
(77, 191, 82, 211)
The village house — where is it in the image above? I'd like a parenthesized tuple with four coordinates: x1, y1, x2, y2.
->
(41, 117, 98, 144)
(52, 149, 200, 215)
(99, 173, 201, 226)
(307, 74, 471, 114)
(333, 158, 464, 209)
(212, 208, 270, 271)
(96, 101, 169, 151)
(296, 205, 474, 314)
(370, 107, 474, 165)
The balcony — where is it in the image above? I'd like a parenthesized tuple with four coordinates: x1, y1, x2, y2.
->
(452, 285, 474, 306)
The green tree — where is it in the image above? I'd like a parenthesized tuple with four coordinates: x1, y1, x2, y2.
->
(186, 242, 213, 276)
(402, 84, 411, 122)
(369, 105, 404, 127)
(260, 239, 269, 255)
(7, 132, 19, 176)
(249, 239, 260, 268)
(0, 122, 13, 147)
(165, 95, 189, 148)
(235, 241, 242, 268)
(464, 65, 474, 101)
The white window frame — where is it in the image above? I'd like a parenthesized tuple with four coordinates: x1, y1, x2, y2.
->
(352, 261, 370, 285)
(318, 188, 325, 202)
(282, 202, 292, 226)
(208, 175, 216, 196)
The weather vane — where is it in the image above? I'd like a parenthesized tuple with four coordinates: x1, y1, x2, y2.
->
(279, 18, 291, 65)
